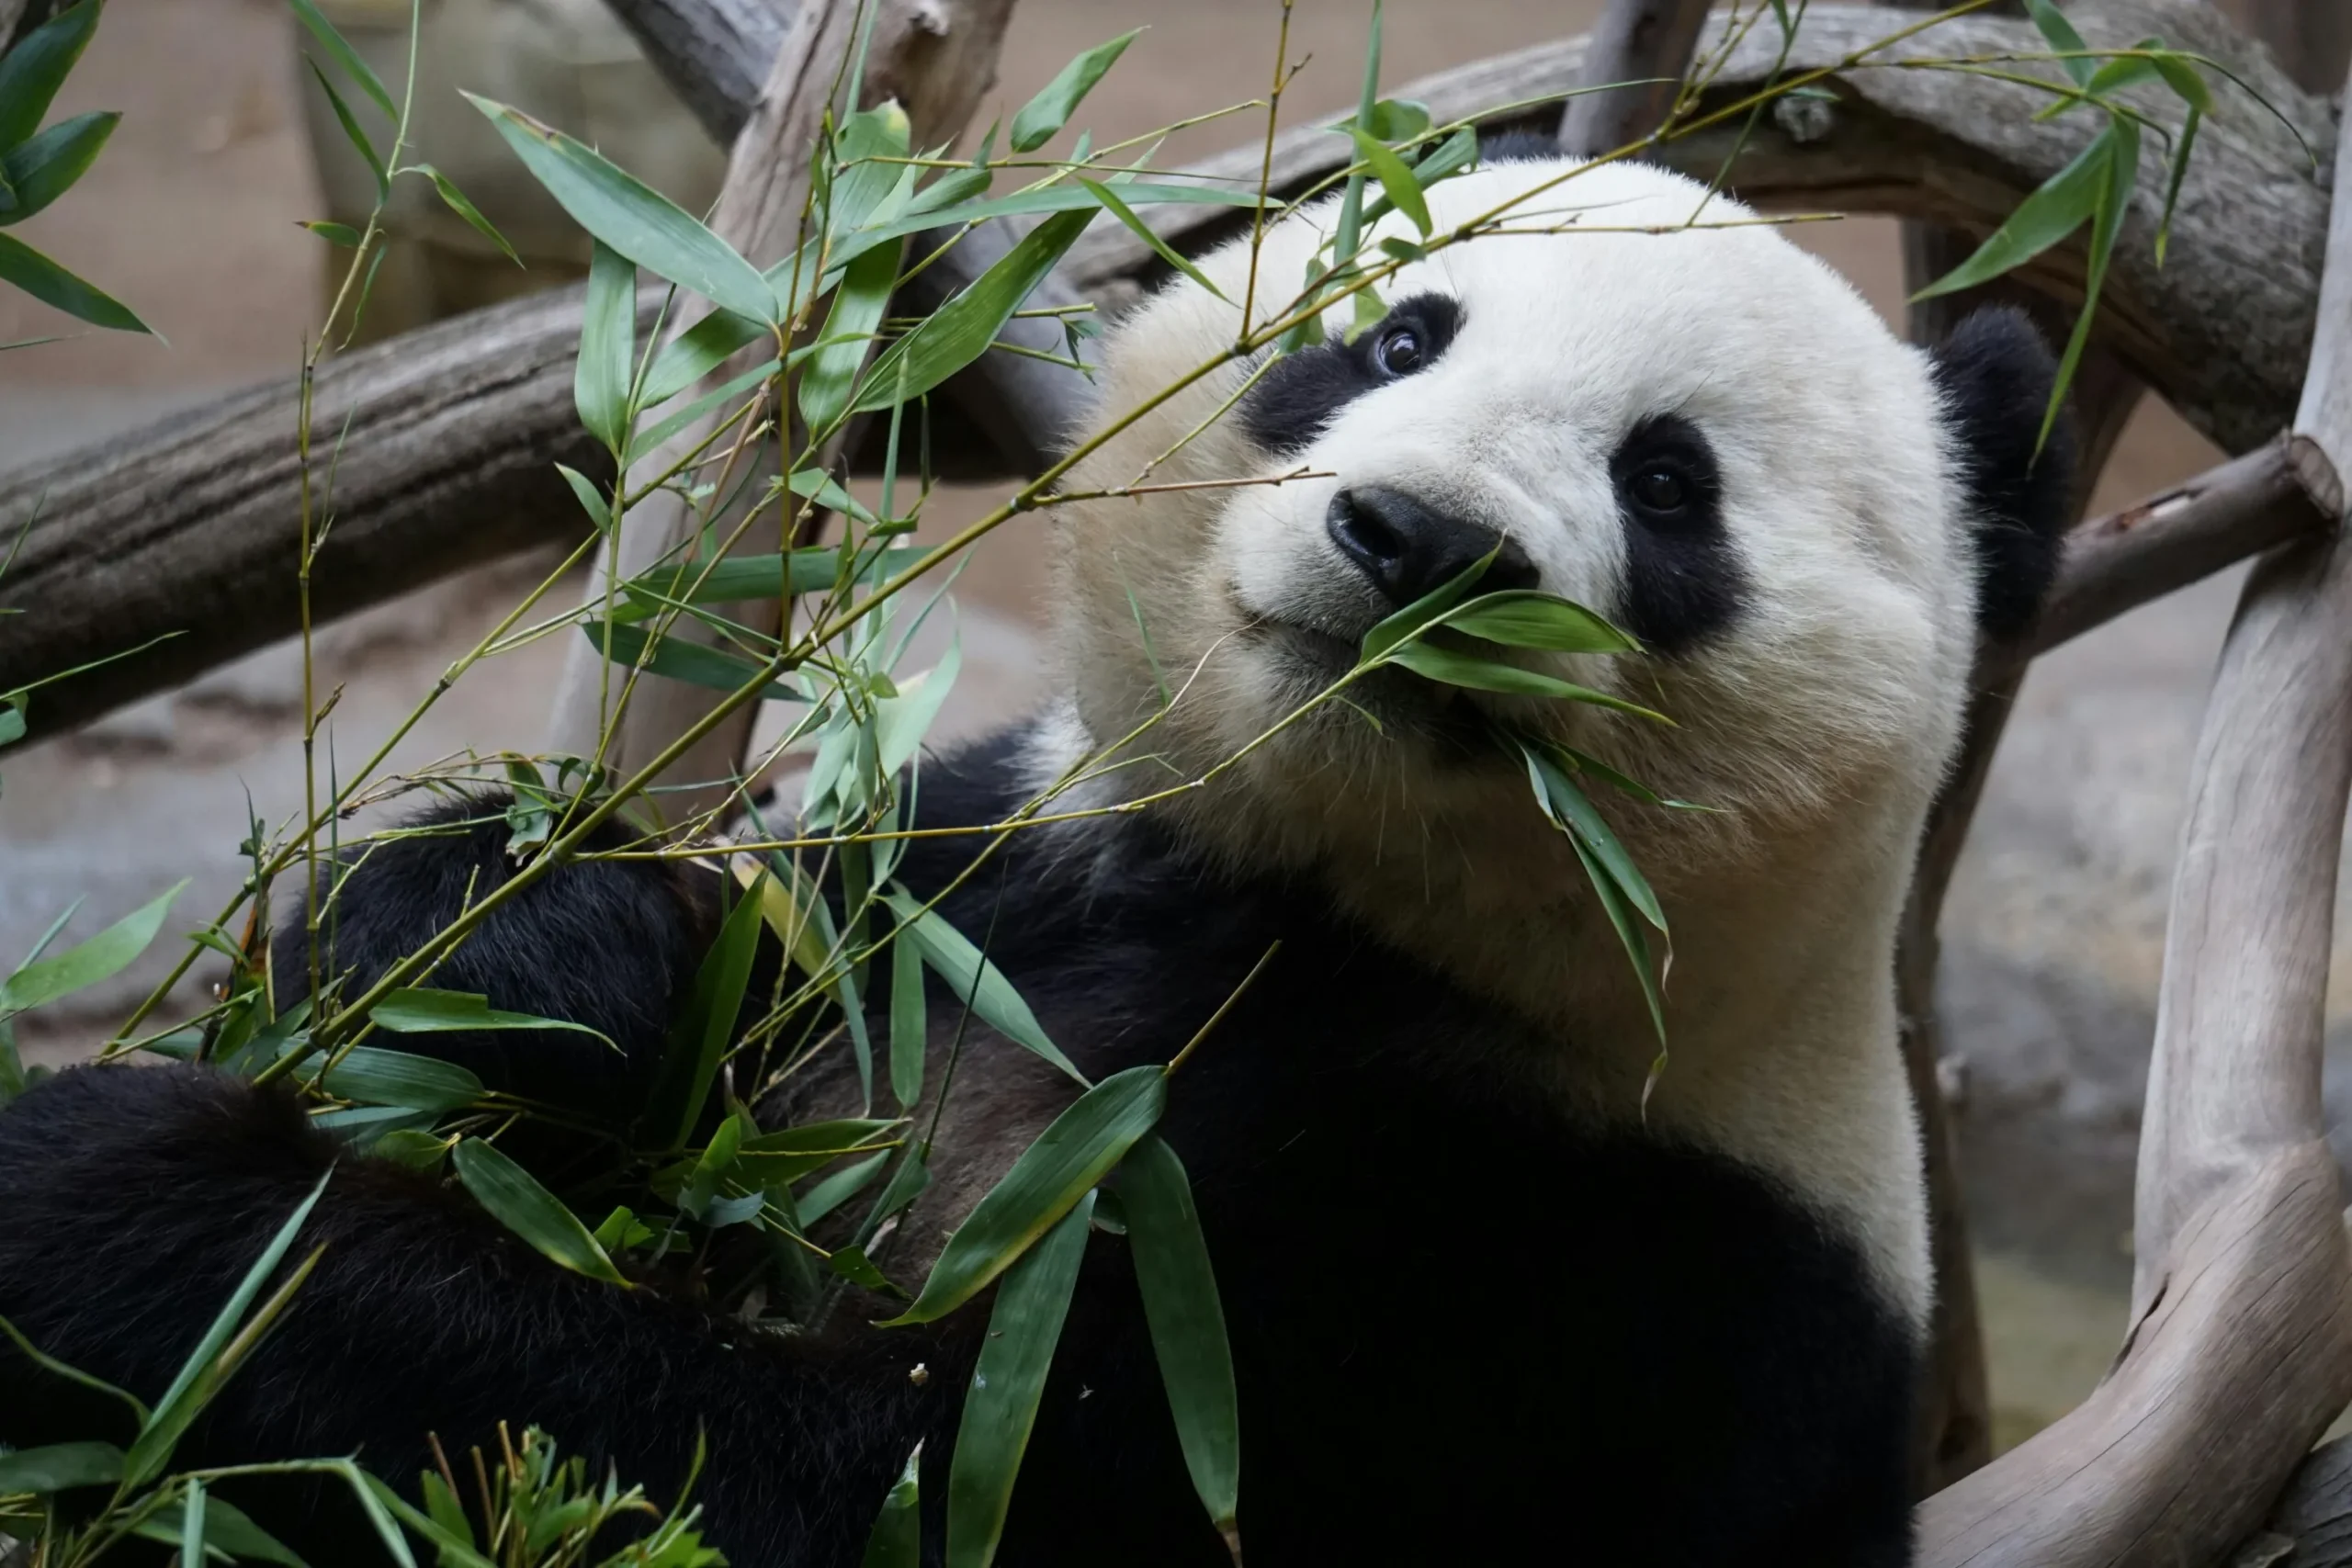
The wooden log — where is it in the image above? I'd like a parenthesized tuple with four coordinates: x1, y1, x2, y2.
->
(1556, 0, 1715, 152)
(1912, 53, 2352, 1568)
(540, 0, 1021, 827)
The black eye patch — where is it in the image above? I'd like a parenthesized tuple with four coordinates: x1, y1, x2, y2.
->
(1611, 414, 1748, 654)
(1239, 292, 1463, 457)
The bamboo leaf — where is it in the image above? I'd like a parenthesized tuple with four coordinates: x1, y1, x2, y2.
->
(1009, 30, 1140, 152)
(556, 462, 610, 533)
(1122, 1135, 1239, 1537)
(582, 619, 799, 703)
(1360, 552, 1494, 660)
(0, 231, 149, 333)
(1913, 127, 2109, 302)
(2040, 117, 2137, 453)
(851, 208, 1096, 413)
(1347, 127, 1430, 237)
(2024, 0, 2096, 85)
(0, 0, 99, 153)
(284, 0, 396, 121)
(1382, 640, 1669, 721)
(0, 109, 114, 226)
(1077, 176, 1228, 301)
(306, 59, 386, 200)
(126, 1172, 332, 1486)
(469, 93, 777, 324)
(300, 219, 363, 248)
(1523, 745, 1665, 930)
(623, 354, 781, 467)
(642, 306, 769, 407)
(1, 878, 187, 1015)
(648, 869, 769, 1149)
(0, 1440, 122, 1493)
(883, 890, 1083, 1084)
(880, 1067, 1161, 1326)
(2150, 51, 2213, 114)
(617, 547, 930, 618)
(373, 987, 615, 1051)
(2155, 106, 2199, 267)
(576, 240, 636, 452)
(889, 917, 927, 1109)
(875, 635, 961, 777)
(417, 163, 520, 265)
(943, 1191, 1097, 1568)
(800, 238, 899, 435)
(1437, 591, 1639, 653)
(801, 1149, 891, 1225)
(453, 1139, 630, 1287)
(862, 1445, 923, 1568)
(299, 1039, 489, 1112)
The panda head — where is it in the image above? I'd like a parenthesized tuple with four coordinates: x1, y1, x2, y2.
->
(1046, 151, 2072, 899)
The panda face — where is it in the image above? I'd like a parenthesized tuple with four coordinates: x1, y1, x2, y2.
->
(1046, 156, 2062, 897)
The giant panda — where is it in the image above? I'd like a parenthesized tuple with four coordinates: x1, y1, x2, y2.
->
(0, 145, 2071, 1568)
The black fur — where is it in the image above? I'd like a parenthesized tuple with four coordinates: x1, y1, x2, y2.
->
(1476, 128, 1566, 164)
(1926, 306, 2076, 640)
(1239, 291, 1463, 456)
(0, 744, 1918, 1567)
(1611, 413, 1747, 654)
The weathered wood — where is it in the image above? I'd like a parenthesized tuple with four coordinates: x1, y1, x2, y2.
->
(0, 284, 635, 739)
(604, 0, 782, 145)
(1556, 0, 1715, 152)
(1063, 1, 2331, 459)
(2245, 1433, 2352, 1566)
(2033, 437, 2335, 654)
(542, 0, 1020, 827)
(1912, 54, 2352, 1568)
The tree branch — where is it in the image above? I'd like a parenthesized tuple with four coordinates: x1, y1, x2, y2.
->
(1556, 0, 1717, 152)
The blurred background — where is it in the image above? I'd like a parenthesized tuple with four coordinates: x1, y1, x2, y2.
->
(0, 0, 2344, 1460)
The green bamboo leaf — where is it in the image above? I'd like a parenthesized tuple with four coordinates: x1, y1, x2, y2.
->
(2155, 106, 2200, 266)
(800, 237, 899, 435)
(452, 1139, 630, 1287)
(0, 231, 149, 333)
(649, 870, 770, 1149)
(0, 1440, 121, 1493)
(416, 163, 520, 265)
(1523, 745, 1665, 930)
(943, 1190, 1097, 1568)
(1336, 97, 1431, 141)
(905, 164, 991, 217)
(801, 1149, 891, 1225)
(876, 635, 961, 777)
(1360, 551, 1494, 660)
(2025, 0, 2096, 85)
(641, 305, 769, 407)
(1009, 30, 1140, 152)
(862, 1446, 923, 1568)
(180, 1479, 207, 1568)
(307, 59, 386, 201)
(1348, 126, 1430, 237)
(126, 1173, 332, 1486)
(363, 1475, 490, 1568)
(300, 219, 363, 248)
(576, 240, 636, 452)
(138, 1491, 308, 1568)
(1437, 591, 1639, 653)
(1571, 829, 1664, 1045)
(556, 462, 610, 533)
(625, 352, 786, 468)
(830, 1243, 903, 1295)
(2150, 51, 2213, 114)
(828, 102, 916, 243)
(2040, 117, 2138, 453)
(374, 1127, 452, 1173)
(1122, 1135, 1239, 1538)
(469, 93, 777, 324)
(1382, 640, 1669, 721)
(284, 0, 396, 120)
(1, 877, 187, 1014)
(1911, 127, 2109, 302)
(582, 619, 800, 703)
(883, 890, 1083, 1084)
(299, 1039, 489, 1112)
(0, 0, 99, 152)
(0, 110, 115, 226)
(1415, 125, 1477, 185)
(373, 987, 616, 1050)
(851, 207, 1096, 413)
(889, 912, 928, 1110)
(2079, 40, 2163, 101)
(880, 1066, 1161, 1326)
(617, 547, 929, 618)
(0, 699, 24, 749)
(1077, 176, 1228, 301)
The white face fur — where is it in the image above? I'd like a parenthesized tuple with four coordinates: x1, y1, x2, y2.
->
(1031, 155, 2020, 1320)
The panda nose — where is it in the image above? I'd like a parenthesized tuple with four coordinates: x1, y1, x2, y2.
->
(1325, 487, 1539, 608)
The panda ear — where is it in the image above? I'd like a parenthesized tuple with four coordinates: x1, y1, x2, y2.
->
(1927, 306, 2077, 641)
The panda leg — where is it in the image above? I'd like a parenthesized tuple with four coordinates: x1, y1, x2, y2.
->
(0, 1064, 946, 1565)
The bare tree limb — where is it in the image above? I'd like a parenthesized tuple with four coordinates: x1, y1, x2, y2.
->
(1556, 0, 1716, 152)
(1913, 53, 2352, 1568)
(603, 0, 783, 143)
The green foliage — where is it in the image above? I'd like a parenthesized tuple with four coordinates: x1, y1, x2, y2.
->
(0, 0, 144, 332)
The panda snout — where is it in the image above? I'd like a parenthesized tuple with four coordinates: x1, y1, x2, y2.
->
(1325, 487, 1537, 609)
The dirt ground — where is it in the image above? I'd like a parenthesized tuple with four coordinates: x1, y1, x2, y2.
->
(0, 0, 2290, 1454)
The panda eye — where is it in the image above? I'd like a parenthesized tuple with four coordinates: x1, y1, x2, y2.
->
(1628, 463, 1690, 515)
(1372, 323, 1424, 378)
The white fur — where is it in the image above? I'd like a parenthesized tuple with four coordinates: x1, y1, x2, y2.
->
(1030, 157, 1984, 1327)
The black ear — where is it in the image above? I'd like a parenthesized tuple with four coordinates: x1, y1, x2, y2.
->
(1927, 306, 2077, 641)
